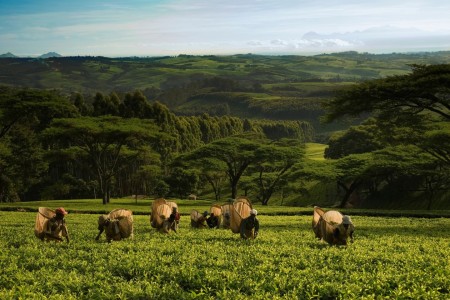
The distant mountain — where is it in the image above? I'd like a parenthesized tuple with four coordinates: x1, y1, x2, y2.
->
(0, 52, 18, 58)
(39, 52, 62, 58)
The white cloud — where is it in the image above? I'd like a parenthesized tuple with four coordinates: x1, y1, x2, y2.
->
(1, 0, 449, 56)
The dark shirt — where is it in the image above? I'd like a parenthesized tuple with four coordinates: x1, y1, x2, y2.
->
(240, 215, 259, 239)
(45, 216, 69, 241)
(206, 215, 219, 228)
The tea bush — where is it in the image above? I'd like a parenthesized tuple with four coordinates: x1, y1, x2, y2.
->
(0, 212, 448, 299)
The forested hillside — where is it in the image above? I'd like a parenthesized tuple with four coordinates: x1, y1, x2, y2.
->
(1, 51, 449, 136)
(0, 53, 449, 209)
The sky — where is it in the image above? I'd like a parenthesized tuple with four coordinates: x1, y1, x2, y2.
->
(0, 0, 449, 57)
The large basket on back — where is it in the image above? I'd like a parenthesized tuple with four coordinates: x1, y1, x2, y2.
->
(34, 207, 56, 238)
(166, 201, 178, 211)
(190, 209, 207, 228)
(312, 206, 325, 239)
(150, 198, 167, 228)
(221, 204, 232, 229)
(107, 208, 134, 239)
(155, 204, 172, 228)
(209, 204, 222, 227)
(229, 197, 252, 233)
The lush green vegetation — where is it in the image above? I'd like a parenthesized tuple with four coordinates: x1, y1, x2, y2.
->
(1, 55, 449, 210)
(1, 52, 449, 132)
(1, 198, 449, 218)
(0, 209, 448, 299)
(1, 52, 449, 300)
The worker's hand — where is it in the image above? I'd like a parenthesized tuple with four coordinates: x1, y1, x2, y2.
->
(254, 231, 258, 239)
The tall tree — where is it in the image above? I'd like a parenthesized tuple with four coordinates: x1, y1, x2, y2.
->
(188, 157, 227, 201)
(187, 135, 264, 198)
(252, 139, 305, 205)
(0, 87, 76, 201)
(324, 64, 450, 123)
(0, 86, 77, 140)
(43, 116, 159, 204)
(325, 118, 385, 159)
(165, 167, 199, 199)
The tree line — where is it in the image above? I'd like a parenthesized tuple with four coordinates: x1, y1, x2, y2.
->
(1, 64, 449, 209)
(0, 86, 312, 204)
(311, 64, 450, 209)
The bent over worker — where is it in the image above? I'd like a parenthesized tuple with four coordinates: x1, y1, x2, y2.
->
(240, 209, 259, 239)
(43, 207, 69, 243)
(163, 207, 180, 233)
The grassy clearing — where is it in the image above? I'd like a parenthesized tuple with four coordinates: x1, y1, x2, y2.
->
(0, 211, 448, 299)
(305, 142, 327, 161)
(1, 198, 450, 218)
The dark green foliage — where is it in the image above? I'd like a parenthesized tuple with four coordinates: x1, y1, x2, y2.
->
(0, 86, 78, 139)
(2, 53, 449, 134)
(1, 59, 450, 208)
(43, 116, 160, 204)
(324, 64, 450, 123)
(153, 180, 170, 198)
(165, 167, 199, 199)
(325, 118, 385, 159)
(319, 64, 450, 209)
(0, 87, 76, 201)
(252, 139, 305, 205)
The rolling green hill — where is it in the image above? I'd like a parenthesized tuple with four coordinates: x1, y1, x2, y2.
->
(1, 51, 449, 135)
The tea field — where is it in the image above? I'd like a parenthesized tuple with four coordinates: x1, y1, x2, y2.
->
(0, 211, 449, 299)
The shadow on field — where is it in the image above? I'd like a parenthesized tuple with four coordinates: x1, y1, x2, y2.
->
(357, 223, 449, 238)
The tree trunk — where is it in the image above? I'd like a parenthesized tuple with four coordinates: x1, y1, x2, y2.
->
(102, 179, 111, 204)
(230, 178, 238, 199)
(337, 179, 361, 208)
(207, 177, 220, 201)
(261, 188, 274, 205)
(426, 180, 434, 210)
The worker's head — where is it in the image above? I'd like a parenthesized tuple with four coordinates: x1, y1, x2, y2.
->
(98, 215, 109, 230)
(203, 211, 208, 217)
(250, 209, 258, 216)
(55, 207, 68, 218)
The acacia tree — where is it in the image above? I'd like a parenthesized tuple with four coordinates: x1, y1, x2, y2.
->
(324, 64, 450, 123)
(323, 64, 450, 208)
(251, 139, 304, 205)
(165, 167, 199, 199)
(187, 135, 263, 198)
(44, 116, 159, 204)
(189, 157, 227, 201)
(419, 122, 450, 167)
(325, 118, 385, 159)
(370, 145, 446, 210)
(0, 86, 77, 140)
(0, 87, 77, 201)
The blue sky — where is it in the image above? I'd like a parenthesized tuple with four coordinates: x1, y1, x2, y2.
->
(1, 0, 449, 56)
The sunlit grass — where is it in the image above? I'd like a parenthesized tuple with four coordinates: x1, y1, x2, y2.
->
(305, 142, 327, 161)
(0, 211, 448, 299)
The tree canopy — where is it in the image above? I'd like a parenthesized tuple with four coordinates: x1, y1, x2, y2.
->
(43, 116, 160, 204)
(324, 64, 450, 123)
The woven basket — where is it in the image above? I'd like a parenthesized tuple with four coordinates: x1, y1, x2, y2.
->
(229, 198, 252, 234)
(312, 206, 325, 239)
(34, 207, 55, 238)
